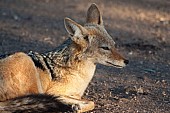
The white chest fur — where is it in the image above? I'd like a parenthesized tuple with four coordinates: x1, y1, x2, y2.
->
(64, 60, 96, 97)
(46, 60, 96, 98)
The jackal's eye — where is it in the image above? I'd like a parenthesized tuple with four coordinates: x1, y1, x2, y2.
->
(100, 46, 110, 51)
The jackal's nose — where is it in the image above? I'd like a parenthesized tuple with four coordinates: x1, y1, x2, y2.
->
(124, 60, 129, 65)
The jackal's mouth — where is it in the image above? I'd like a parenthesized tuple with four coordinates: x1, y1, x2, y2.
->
(105, 61, 124, 68)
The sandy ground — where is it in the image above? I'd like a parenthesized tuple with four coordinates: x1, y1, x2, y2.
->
(0, 0, 170, 112)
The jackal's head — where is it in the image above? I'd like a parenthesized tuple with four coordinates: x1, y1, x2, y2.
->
(64, 3, 128, 68)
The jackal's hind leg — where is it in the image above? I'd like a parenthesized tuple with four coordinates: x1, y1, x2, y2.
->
(58, 96, 95, 113)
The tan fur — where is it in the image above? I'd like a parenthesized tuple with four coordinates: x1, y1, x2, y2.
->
(0, 52, 40, 101)
(46, 60, 96, 98)
(0, 3, 128, 112)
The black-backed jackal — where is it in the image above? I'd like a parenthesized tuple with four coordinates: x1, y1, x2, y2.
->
(0, 3, 128, 113)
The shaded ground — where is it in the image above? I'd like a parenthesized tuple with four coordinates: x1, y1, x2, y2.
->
(0, 0, 170, 112)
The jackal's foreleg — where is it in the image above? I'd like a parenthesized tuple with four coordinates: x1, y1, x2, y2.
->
(58, 95, 95, 113)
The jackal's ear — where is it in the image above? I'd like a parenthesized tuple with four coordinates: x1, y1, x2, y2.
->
(64, 17, 87, 36)
(64, 17, 90, 49)
(86, 3, 103, 25)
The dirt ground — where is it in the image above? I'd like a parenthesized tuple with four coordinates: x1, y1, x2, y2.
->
(0, 0, 170, 112)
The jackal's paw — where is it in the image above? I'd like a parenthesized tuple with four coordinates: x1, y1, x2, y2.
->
(74, 101, 94, 113)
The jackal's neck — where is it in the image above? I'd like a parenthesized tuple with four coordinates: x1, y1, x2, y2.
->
(40, 38, 89, 79)
(44, 38, 82, 67)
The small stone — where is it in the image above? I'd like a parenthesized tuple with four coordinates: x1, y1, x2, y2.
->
(14, 15, 19, 21)
(2, 12, 7, 16)
(148, 51, 152, 54)
(129, 51, 133, 55)
(137, 86, 144, 94)
(161, 80, 166, 83)
(162, 91, 166, 96)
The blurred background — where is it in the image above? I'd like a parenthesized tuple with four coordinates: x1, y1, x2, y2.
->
(0, 0, 169, 112)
